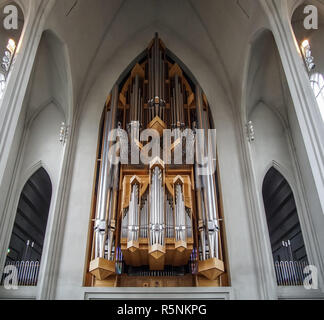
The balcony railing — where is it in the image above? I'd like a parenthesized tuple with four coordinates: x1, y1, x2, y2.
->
(1, 261, 40, 287)
(274, 261, 309, 286)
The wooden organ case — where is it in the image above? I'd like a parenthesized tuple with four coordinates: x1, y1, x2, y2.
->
(86, 34, 229, 288)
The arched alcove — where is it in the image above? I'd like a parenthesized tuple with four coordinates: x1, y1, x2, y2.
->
(1, 167, 51, 286)
(262, 167, 308, 263)
(262, 167, 309, 286)
(6, 167, 52, 262)
(246, 29, 288, 122)
(26, 29, 71, 122)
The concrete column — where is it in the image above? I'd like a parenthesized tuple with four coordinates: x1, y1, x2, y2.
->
(0, 0, 55, 197)
(260, 0, 324, 214)
(260, 0, 324, 293)
(0, 0, 56, 295)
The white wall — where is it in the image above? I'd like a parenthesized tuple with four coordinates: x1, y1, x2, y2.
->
(250, 103, 292, 184)
(21, 103, 64, 190)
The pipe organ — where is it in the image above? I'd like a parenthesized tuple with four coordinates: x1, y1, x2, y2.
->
(88, 34, 227, 287)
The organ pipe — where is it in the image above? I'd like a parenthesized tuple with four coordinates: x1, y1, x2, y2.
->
(166, 196, 174, 238)
(130, 74, 144, 124)
(174, 179, 186, 244)
(149, 165, 165, 247)
(127, 179, 140, 246)
(148, 33, 166, 122)
(140, 196, 148, 238)
(94, 85, 119, 260)
(195, 85, 220, 260)
(171, 74, 185, 129)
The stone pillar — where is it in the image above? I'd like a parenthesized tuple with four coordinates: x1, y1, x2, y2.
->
(0, 0, 56, 295)
(260, 0, 324, 214)
(0, 0, 55, 191)
(260, 0, 324, 293)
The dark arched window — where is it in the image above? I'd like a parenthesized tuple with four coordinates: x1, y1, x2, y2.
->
(2, 167, 52, 286)
(262, 167, 308, 286)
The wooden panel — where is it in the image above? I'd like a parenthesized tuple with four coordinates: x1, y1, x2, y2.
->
(94, 275, 118, 287)
(118, 274, 194, 287)
(165, 174, 193, 209)
(121, 237, 194, 268)
(121, 175, 150, 210)
(196, 276, 220, 287)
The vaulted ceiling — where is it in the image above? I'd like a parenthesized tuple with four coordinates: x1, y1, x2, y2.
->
(43, 0, 267, 113)
(18, 0, 324, 124)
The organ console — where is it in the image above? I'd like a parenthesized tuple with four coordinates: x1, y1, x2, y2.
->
(87, 34, 228, 287)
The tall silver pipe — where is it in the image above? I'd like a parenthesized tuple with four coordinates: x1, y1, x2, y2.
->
(160, 173, 164, 246)
(158, 169, 161, 245)
(174, 184, 186, 242)
(179, 83, 184, 124)
(157, 171, 161, 245)
(94, 85, 118, 259)
(154, 168, 157, 244)
(195, 85, 220, 260)
(175, 75, 179, 125)
(135, 75, 139, 121)
(172, 88, 176, 126)
(128, 183, 140, 244)
(122, 210, 128, 238)
(159, 51, 163, 102)
(150, 166, 165, 247)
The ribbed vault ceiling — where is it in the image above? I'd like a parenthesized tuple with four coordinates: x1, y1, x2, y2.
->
(44, 0, 266, 112)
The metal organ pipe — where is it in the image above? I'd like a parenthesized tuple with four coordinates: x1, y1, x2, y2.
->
(175, 75, 180, 126)
(193, 123, 207, 260)
(94, 85, 119, 260)
(195, 85, 220, 260)
(174, 183, 186, 243)
(154, 35, 158, 97)
(134, 75, 138, 121)
(161, 172, 165, 246)
(122, 210, 128, 238)
(107, 144, 121, 260)
(171, 75, 185, 129)
(140, 197, 148, 238)
(186, 209, 192, 238)
(128, 182, 140, 245)
(150, 166, 165, 247)
(166, 198, 173, 238)
(148, 33, 166, 122)
(130, 74, 143, 124)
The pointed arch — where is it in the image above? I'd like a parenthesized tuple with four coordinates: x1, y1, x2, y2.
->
(26, 28, 73, 124)
(262, 167, 308, 264)
(241, 27, 271, 124)
(5, 167, 52, 265)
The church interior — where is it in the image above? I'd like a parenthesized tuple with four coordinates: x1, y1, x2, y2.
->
(0, 0, 324, 300)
